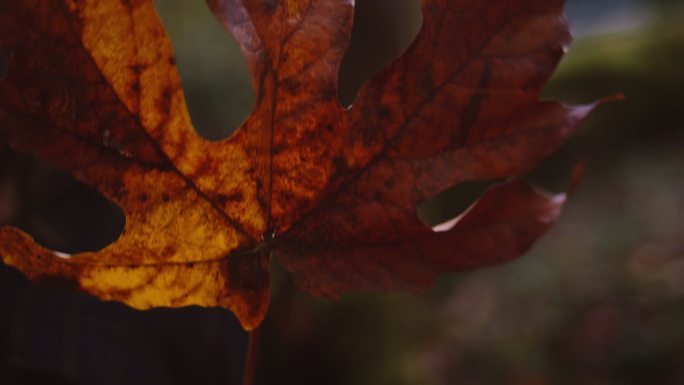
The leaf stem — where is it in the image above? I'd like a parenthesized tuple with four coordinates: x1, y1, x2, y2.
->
(243, 326, 260, 385)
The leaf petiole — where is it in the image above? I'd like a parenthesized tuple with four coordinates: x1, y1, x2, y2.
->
(243, 326, 261, 385)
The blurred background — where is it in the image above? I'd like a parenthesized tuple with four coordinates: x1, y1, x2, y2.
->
(1, 0, 683, 384)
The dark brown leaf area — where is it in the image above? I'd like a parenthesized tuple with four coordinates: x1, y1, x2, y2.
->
(0, 0, 600, 329)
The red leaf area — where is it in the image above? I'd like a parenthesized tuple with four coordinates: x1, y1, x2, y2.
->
(0, 0, 603, 329)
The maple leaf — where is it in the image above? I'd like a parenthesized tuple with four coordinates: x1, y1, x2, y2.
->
(0, 0, 601, 330)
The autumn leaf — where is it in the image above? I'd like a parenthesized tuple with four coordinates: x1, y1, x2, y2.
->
(0, 0, 601, 330)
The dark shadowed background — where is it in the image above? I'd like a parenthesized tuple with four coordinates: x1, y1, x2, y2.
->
(1, 0, 683, 384)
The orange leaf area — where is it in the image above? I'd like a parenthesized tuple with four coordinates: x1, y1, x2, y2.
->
(1, 0, 600, 330)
